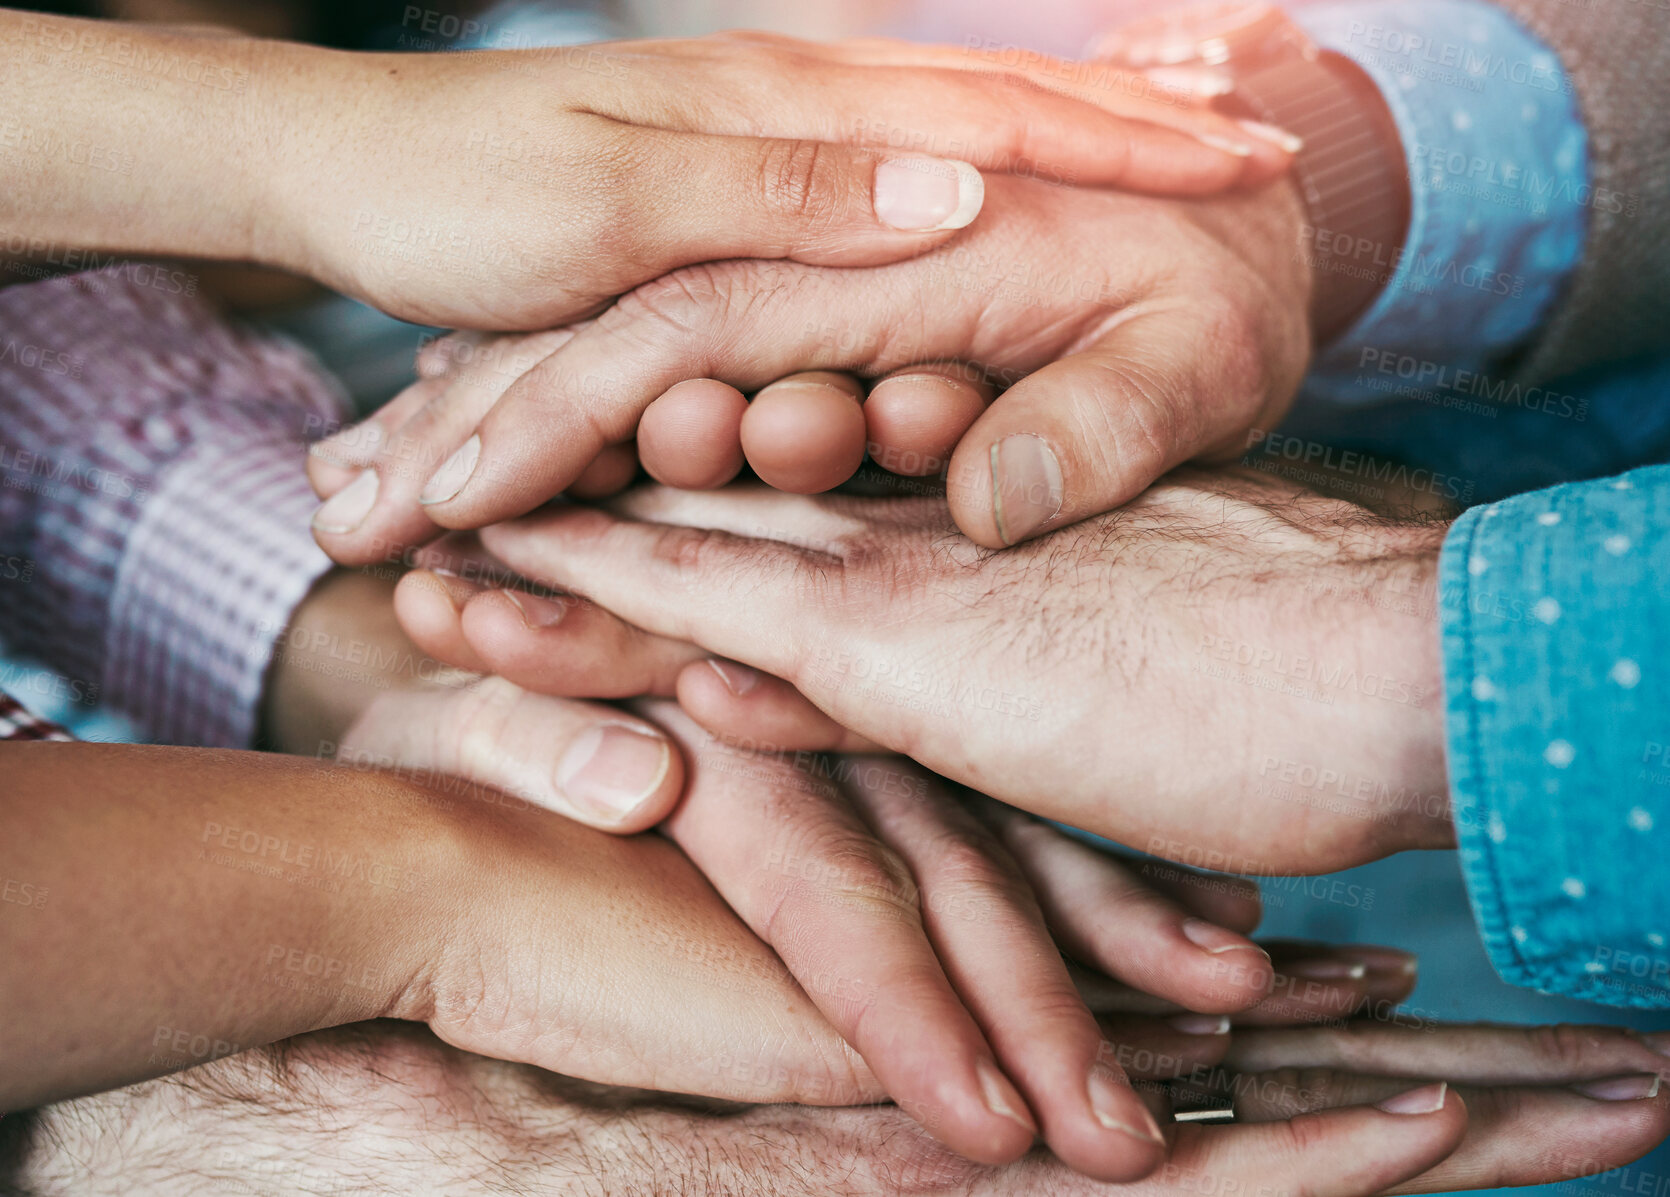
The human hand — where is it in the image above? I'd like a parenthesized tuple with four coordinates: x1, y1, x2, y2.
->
(325, 584, 1414, 1174)
(17, 1018, 1668, 1196)
(308, 172, 1313, 559)
(270, 32, 1292, 333)
(406, 472, 1452, 875)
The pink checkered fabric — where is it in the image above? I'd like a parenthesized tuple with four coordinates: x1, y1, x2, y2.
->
(0, 270, 351, 747)
(0, 690, 71, 741)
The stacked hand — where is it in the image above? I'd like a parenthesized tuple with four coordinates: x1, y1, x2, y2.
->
(309, 126, 1313, 555)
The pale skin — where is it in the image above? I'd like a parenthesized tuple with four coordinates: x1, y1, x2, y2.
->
(0, 11, 1292, 320)
(308, 171, 1318, 558)
(393, 470, 1454, 877)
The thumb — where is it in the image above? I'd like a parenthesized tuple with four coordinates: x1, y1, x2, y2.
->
(631, 126, 984, 270)
(946, 301, 1277, 547)
(336, 677, 684, 833)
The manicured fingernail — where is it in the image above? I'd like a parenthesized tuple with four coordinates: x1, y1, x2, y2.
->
(976, 1061, 1037, 1135)
(1283, 959, 1369, 981)
(1167, 1014, 1231, 1036)
(421, 434, 481, 506)
(707, 658, 759, 696)
(312, 469, 379, 534)
(1376, 1082, 1448, 1115)
(1574, 1074, 1663, 1101)
(1194, 131, 1254, 158)
(1182, 918, 1269, 959)
(555, 724, 671, 820)
(990, 435, 1063, 546)
(505, 590, 569, 629)
(1236, 119, 1305, 153)
(874, 158, 984, 232)
(1088, 1063, 1165, 1143)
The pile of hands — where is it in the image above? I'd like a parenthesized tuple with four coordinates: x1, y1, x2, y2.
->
(250, 24, 1668, 1196)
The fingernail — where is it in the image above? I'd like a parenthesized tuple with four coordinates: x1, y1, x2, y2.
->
(1283, 959, 1369, 981)
(990, 435, 1063, 546)
(707, 658, 760, 696)
(1236, 119, 1305, 154)
(976, 1061, 1038, 1136)
(555, 724, 672, 821)
(874, 158, 984, 232)
(505, 590, 569, 629)
(1088, 1063, 1165, 1143)
(312, 469, 379, 534)
(1182, 918, 1270, 959)
(1145, 66, 1235, 98)
(1194, 131, 1254, 158)
(1343, 947, 1419, 975)
(1167, 1013, 1231, 1036)
(1376, 1082, 1448, 1115)
(1574, 1074, 1663, 1101)
(421, 434, 481, 506)
(427, 568, 483, 610)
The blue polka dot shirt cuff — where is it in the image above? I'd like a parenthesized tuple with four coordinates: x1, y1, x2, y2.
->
(1440, 465, 1670, 1006)
(1293, 0, 1589, 403)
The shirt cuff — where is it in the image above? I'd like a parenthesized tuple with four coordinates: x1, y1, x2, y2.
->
(105, 437, 335, 749)
(1440, 464, 1670, 1006)
(1295, 0, 1589, 403)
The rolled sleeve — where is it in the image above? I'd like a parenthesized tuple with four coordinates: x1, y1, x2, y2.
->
(1440, 464, 1670, 1006)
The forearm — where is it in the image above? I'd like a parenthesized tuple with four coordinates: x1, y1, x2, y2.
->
(0, 741, 454, 1109)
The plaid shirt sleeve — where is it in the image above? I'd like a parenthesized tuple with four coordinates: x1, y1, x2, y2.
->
(0, 270, 352, 748)
(0, 689, 72, 741)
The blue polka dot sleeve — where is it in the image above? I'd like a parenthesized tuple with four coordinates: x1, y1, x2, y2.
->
(1440, 464, 1670, 1006)
(1292, 0, 1589, 401)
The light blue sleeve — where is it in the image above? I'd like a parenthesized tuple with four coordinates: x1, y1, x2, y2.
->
(1291, 0, 1590, 403)
(1440, 464, 1670, 1006)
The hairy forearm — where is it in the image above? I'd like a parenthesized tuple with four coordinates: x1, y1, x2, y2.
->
(0, 742, 454, 1110)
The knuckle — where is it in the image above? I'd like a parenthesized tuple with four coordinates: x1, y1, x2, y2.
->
(606, 263, 735, 343)
(1523, 1022, 1613, 1072)
(754, 137, 845, 227)
(649, 524, 731, 574)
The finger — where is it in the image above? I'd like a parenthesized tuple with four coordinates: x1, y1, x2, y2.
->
(337, 676, 682, 832)
(676, 658, 884, 754)
(644, 704, 1036, 1166)
(603, 42, 1278, 194)
(864, 367, 992, 479)
(567, 442, 640, 499)
(393, 568, 492, 675)
(1122, 856, 1263, 934)
(976, 804, 1274, 1013)
(307, 376, 442, 498)
(1158, 1088, 1467, 1197)
(1260, 939, 1419, 1008)
(740, 372, 869, 494)
(314, 331, 577, 565)
(639, 379, 749, 490)
(1227, 1066, 1670, 1194)
(1227, 1023, 1670, 1086)
(458, 588, 704, 699)
(1096, 1013, 1234, 1081)
(479, 503, 825, 681)
(946, 299, 1300, 546)
(843, 757, 1167, 1182)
